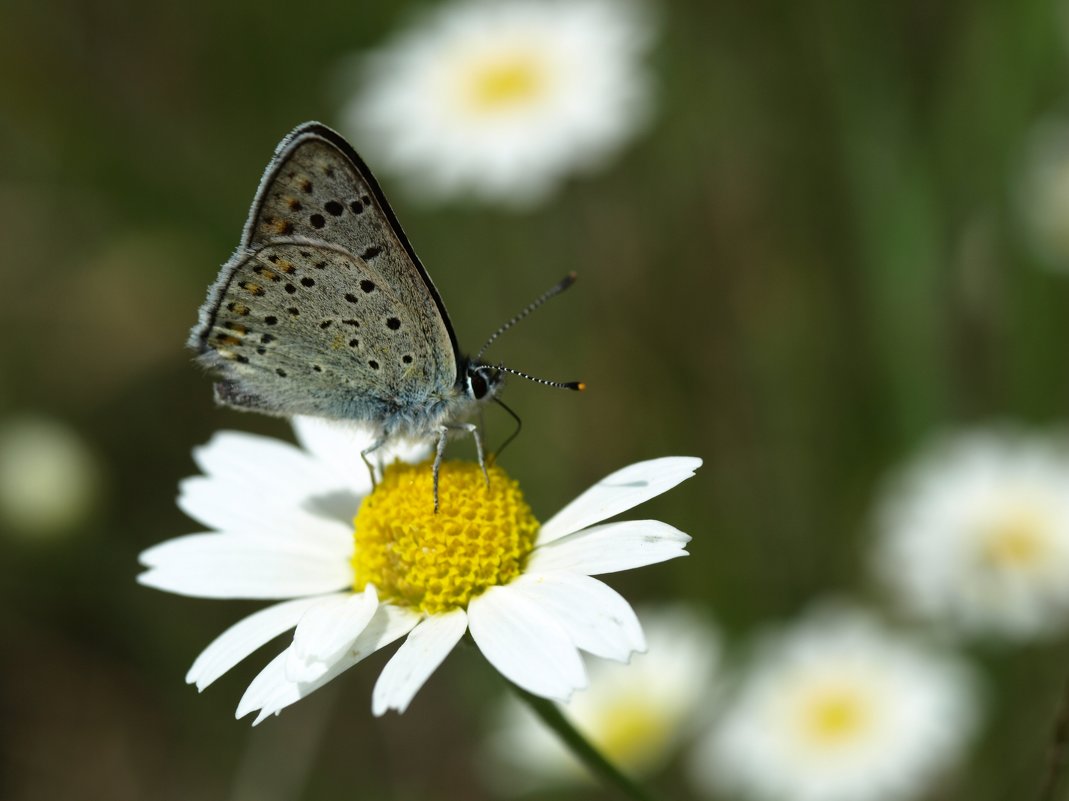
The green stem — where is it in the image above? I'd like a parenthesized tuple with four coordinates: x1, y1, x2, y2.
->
(508, 683, 662, 801)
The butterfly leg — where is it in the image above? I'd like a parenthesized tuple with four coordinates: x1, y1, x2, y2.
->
(460, 422, 490, 488)
(432, 426, 449, 513)
(361, 436, 388, 491)
(431, 424, 490, 512)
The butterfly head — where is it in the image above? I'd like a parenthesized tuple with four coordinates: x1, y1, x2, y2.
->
(464, 363, 504, 402)
(462, 358, 583, 402)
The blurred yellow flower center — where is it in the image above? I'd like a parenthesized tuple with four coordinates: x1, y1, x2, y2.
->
(982, 508, 1049, 569)
(797, 686, 870, 747)
(464, 54, 546, 112)
(592, 699, 672, 773)
(351, 460, 539, 615)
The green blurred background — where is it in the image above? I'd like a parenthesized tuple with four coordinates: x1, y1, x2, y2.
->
(3, 0, 1069, 798)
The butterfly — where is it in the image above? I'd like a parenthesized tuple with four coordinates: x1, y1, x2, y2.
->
(189, 122, 581, 509)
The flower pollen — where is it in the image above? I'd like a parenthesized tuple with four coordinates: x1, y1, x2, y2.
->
(352, 460, 539, 615)
(463, 53, 547, 113)
(796, 685, 872, 748)
(981, 506, 1050, 570)
(593, 697, 673, 769)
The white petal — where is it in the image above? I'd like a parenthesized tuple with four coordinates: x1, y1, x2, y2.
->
(509, 573, 645, 661)
(186, 595, 339, 691)
(177, 476, 353, 553)
(291, 417, 378, 493)
(192, 430, 324, 484)
(292, 417, 431, 490)
(286, 586, 379, 683)
(181, 427, 371, 534)
(528, 520, 690, 576)
(468, 585, 586, 701)
(137, 534, 352, 599)
(237, 603, 422, 723)
(390, 439, 433, 463)
(538, 457, 701, 544)
(372, 609, 468, 716)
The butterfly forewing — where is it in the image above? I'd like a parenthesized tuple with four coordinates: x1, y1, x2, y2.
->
(191, 124, 459, 422)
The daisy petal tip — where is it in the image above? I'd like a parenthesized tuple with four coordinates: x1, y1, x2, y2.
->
(558, 681, 586, 705)
(135, 569, 162, 588)
(677, 456, 703, 474)
(176, 476, 198, 501)
(371, 696, 402, 717)
(647, 456, 702, 482)
(235, 691, 264, 721)
(136, 546, 161, 569)
(234, 703, 254, 721)
(186, 668, 212, 692)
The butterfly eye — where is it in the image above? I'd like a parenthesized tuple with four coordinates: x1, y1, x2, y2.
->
(469, 369, 489, 400)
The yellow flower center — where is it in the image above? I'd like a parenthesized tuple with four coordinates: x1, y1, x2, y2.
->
(463, 54, 547, 113)
(590, 698, 673, 774)
(797, 685, 871, 747)
(351, 460, 539, 615)
(982, 507, 1050, 569)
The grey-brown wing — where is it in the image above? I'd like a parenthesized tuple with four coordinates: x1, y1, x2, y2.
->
(190, 122, 459, 418)
(194, 241, 446, 421)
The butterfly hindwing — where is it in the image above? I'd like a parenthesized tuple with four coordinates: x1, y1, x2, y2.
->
(196, 241, 442, 420)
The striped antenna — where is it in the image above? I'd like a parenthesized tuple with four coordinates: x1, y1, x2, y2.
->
(483, 363, 585, 392)
(475, 272, 578, 361)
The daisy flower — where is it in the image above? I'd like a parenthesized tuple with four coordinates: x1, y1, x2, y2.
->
(340, 0, 656, 207)
(483, 605, 720, 789)
(872, 428, 1069, 640)
(691, 605, 978, 801)
(138, 417, 699, 723)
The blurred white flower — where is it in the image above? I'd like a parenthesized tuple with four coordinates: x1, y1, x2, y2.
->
(0, 414, 100, 538)
(484, 605, 719, 789)
(1016, 116, 1069, 271)
(691, 605, 977, 801)
(340, 0, 655, 207)
(873, 429, 1069, 640)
